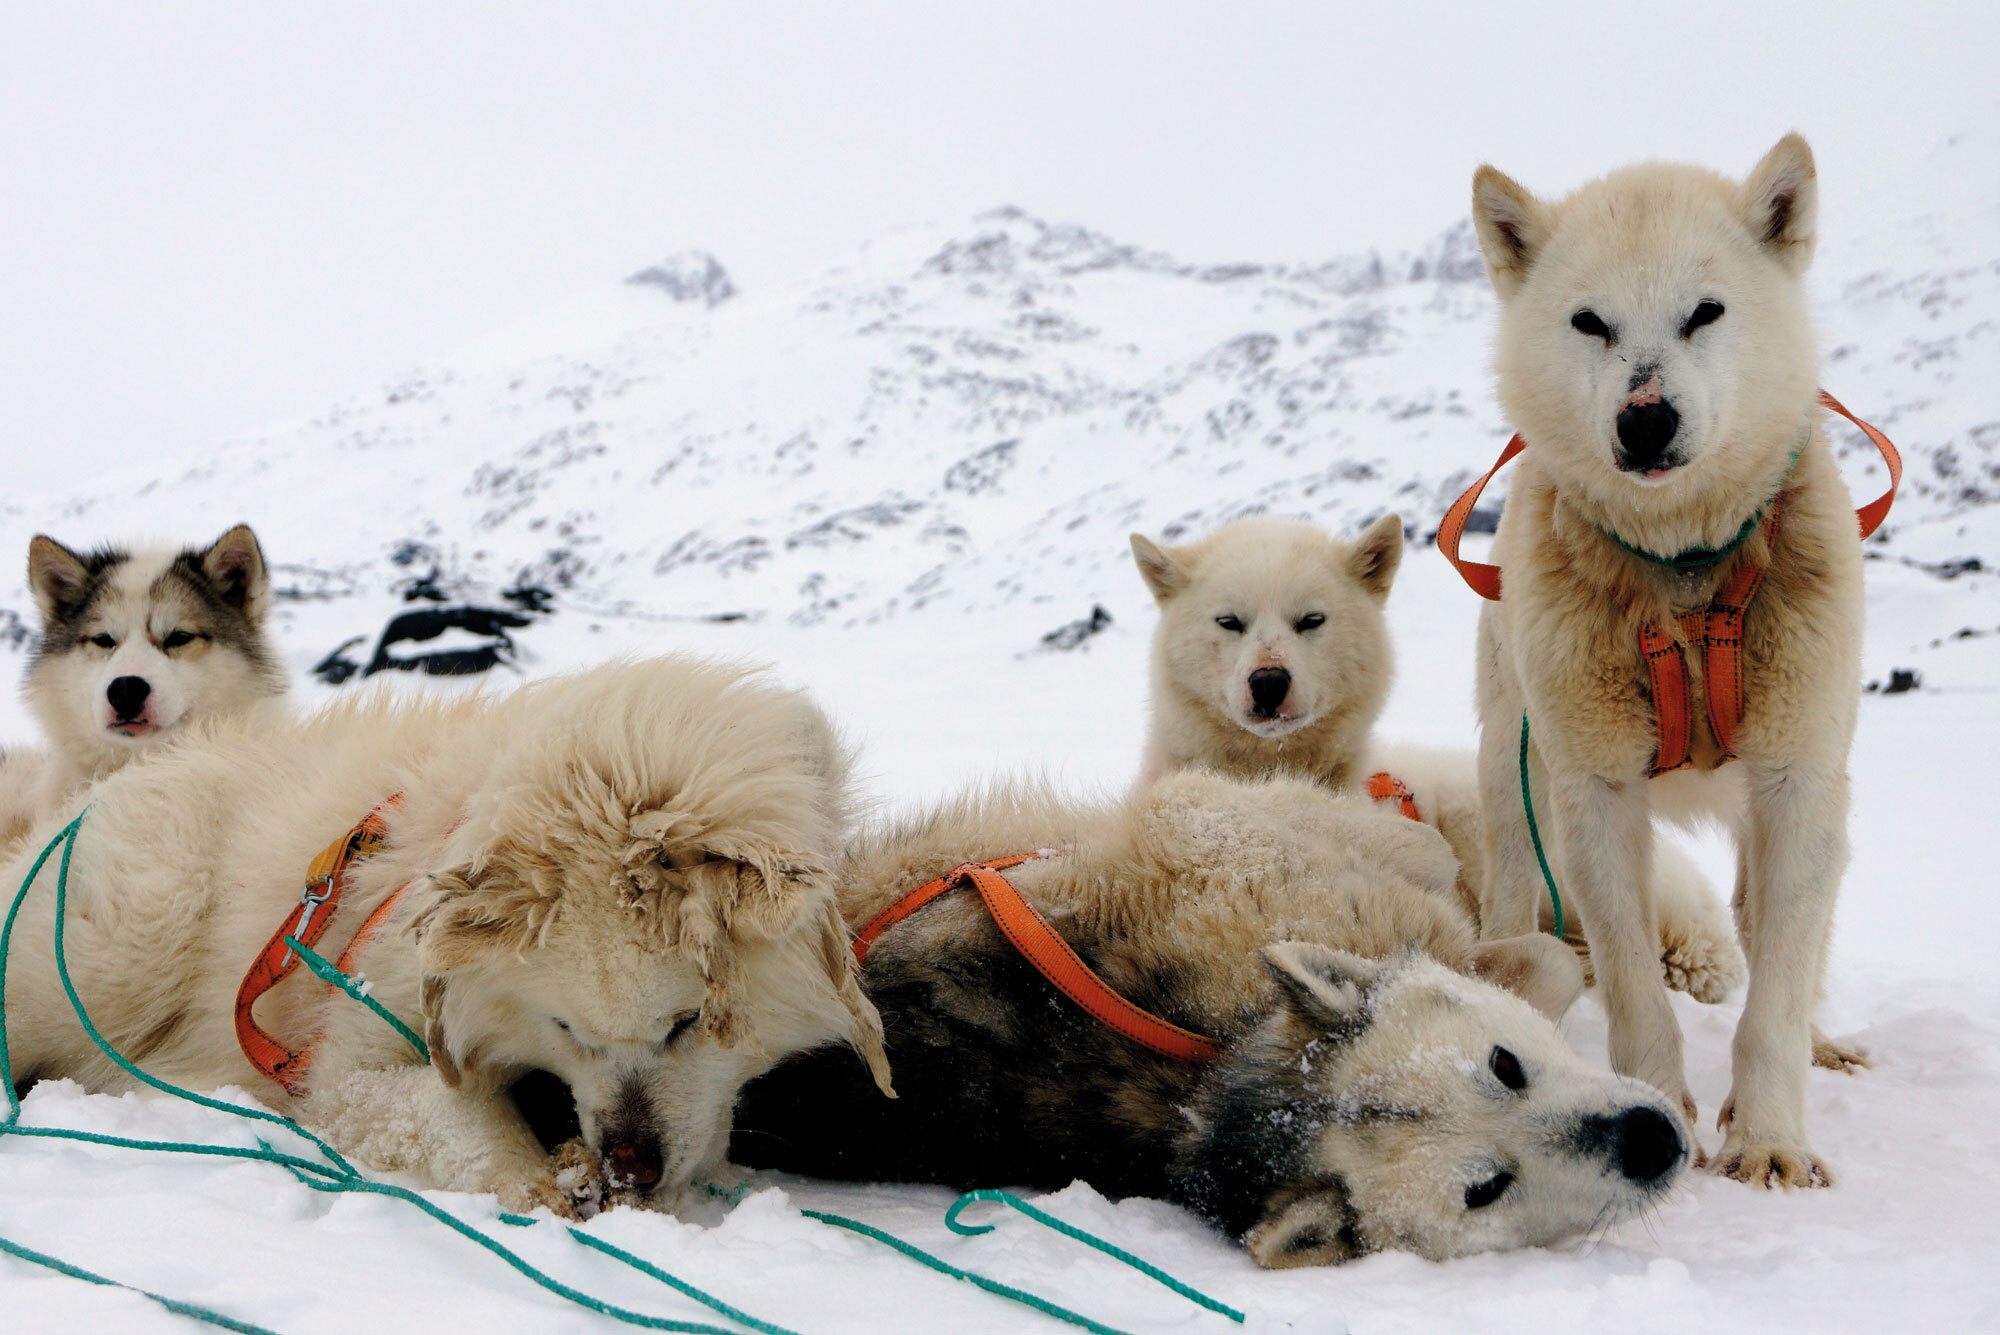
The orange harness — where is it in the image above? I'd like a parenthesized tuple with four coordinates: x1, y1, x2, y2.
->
(234, 798, 411, 1094)
(851, 853, 1224, 1063)
(1365, 771, 1422, 822)
(1437, 390, 1901, 775)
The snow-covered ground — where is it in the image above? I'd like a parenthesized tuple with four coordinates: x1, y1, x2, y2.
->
(3, 128, 1999, 1333)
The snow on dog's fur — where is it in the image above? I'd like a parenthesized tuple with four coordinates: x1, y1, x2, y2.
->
(2, 657, 889, 1216)
(735, 771, 1690, 1267)
(1468, 134, 1868, 1187)
(0, 526, 286, 845)
(1129, 514, 1743, 1002)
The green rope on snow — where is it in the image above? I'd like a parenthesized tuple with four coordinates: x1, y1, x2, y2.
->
(282, 934, 430, 1062)
(0, 1228, 281, 1335)
(499, 1213, 798, 1335)
(945, 1189, 1243, 1323)
(803, 1209, 1130, 1335)
(0, 812, 784, 1335)
(1518, 714, 1565, 940)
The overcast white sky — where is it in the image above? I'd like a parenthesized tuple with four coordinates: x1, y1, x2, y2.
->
(3, 1, 1996, 492)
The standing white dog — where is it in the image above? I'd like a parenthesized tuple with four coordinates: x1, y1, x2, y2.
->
(1460, 134, 1893, 1187)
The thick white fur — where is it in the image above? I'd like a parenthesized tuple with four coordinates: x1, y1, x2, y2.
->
(2, 657, 888, 1215)
(1130, 515, 1743, 1002)
(1470, 135, 1866, 1187)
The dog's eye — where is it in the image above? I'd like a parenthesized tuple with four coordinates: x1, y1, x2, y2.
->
(1490, 1046, 1527, 1091)
(552, 1018, 572, 1034)
(1569, 309, 1614, 342)
(1214, 615, 1245, 634)
(162, 630, 197, 650)
(1293, 613, 1325, 633)
(663, 1010, 701, 1048)
(88, 633, 117, 649)
(1464, 1169, 1515, 1210)
(1681, 300, 1725, 337)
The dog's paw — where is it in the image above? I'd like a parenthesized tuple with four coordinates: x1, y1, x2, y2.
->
(1811, 1029, 1871, 1073)
(549, 1137, 605, 1220)
(1713, 1136, 1833, 1189)
(1659, 933, 1745, 1005)
(499, 1168, 588, 1221)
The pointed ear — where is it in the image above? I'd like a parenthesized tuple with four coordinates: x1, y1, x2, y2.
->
(1129, 534, 1189, 602)
(420, 974, 463, 1087)
(815, 901, 895, 1098)
(199, 524, 269, 620)
(1739, 133, 1817, 274)
(1471, 934, 1585, 1021)
(27, 536, 91, 625)
(1262, 942, 1379, 1032)
(1345, 513, 1403, 601)
(1471, 165, 1549, 299)
(1244, 1179, 1368, 1269)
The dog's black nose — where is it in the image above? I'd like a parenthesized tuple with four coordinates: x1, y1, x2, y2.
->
(1247, 667, 1291, 718)
(603, 1137, 664, 1191)
(1615, 399, 1681, 472)
(1614, 1106, 1684, 1182)
(106, 676, 151, 720)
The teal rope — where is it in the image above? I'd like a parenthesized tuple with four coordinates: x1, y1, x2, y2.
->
(945, 1190, 1243, 1324)
(0, 1228, 281, 1335)
(499, 1214, 798, 1335)
(0, 814, 784, 1335)
(1518, 715, 1565, 940)
(282, 935, 430, 1062)
(1609, 441, 1802, 570)
(803, 1209, 1130, 1335)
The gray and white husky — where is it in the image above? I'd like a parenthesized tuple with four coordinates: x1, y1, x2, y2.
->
(735, 771, 1688, 1267)
(0, 525, 286, 842)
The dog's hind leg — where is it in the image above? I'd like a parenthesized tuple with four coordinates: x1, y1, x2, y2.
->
(302, 1062, 581, 1217)
(1714, 761, 1847, 1189)
(1473, 617, 1544, 941)
(1653, 839, 1745, 1004)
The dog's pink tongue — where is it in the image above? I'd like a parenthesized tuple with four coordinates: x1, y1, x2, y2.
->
(1644, 467, 1672, 480)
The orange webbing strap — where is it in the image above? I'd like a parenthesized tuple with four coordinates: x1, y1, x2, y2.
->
(1819, 390, 1901, 540)
(1436, 435, 1523, 601)
(852, 855, 1225, 1064)
(332, 883, 412, 976)
(1365, 771, 1423, 822)
(1640, 506, 1782, 776)
(234, 798, 401, 1095)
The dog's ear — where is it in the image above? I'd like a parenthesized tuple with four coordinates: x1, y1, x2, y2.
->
(27, 536, 91, 626)
(815, 900, 896, 1098)
(1740, 133, 1817, 275)
(1129, 534, 1189, 602)
(419, 973, 463, 1087)
(198, 524, 270, 621)
(1244, 1178, 1368, 1269)
(1471, 934, 1586, 1021)
(1345, 513, 1403, 601)
(1263, 942, 1378, 1033)
(1470, 165, 1548, 299)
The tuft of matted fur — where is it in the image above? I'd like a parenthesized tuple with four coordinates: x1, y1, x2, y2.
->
(1, 525, 286, 846)
(1468, 135, 1867, 1188)
(2, 656, 887, 1216)
(735, 771, 1689, 1267)
(1129, 514, 1744, 1003)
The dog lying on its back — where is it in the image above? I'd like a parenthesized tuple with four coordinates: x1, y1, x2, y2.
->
(3, 657, 889, 1216)
(0, 525, 286, 845)
(1129, 514, 1745, 1003)
(735, 772, 1688, 1267)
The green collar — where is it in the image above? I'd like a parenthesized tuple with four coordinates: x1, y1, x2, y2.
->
(1609, 434, 1806, 572)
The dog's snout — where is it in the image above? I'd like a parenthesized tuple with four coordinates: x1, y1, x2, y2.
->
(106, 676, 151, 720)
(603, 1137, 664, 1191)
(1247, 667, 1291, 718)
(1613, 1106, 1683, 1182)
(1614, 399, 1681, 473)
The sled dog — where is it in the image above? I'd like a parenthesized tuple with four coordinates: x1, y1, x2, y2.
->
(1466, 134, 1870, 1186)
(1129, 514, 1742, 1001)
(2, 657, 889, 1215)
(735, 771, 1689, 1267)
(0, 525, 287, 845)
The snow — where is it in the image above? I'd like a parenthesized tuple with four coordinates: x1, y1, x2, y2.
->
(4, 128, 2000, 1334)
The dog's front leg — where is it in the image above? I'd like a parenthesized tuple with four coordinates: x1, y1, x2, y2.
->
(1474, 613, 1543, 940)
(1715, 761, 1846, 1188)
(1548, 769, 1693, 1118)
(302, 1063, 578, 1216)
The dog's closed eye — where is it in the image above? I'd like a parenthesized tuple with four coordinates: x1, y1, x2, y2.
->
(660, 1010, 701, 1050)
